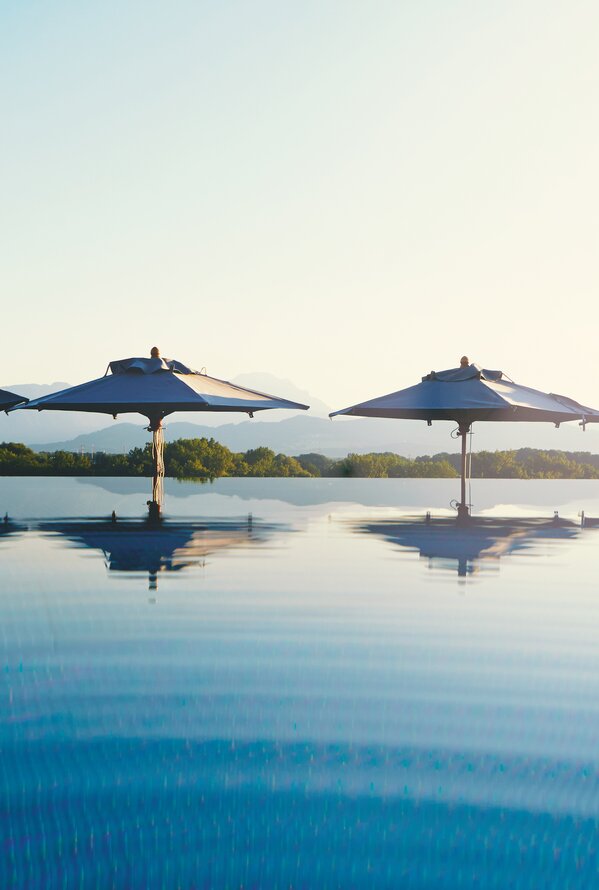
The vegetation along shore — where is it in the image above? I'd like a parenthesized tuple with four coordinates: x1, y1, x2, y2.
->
(2, 439, 599, 480)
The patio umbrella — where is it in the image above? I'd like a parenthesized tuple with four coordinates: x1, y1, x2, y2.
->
(0, 388, 28, 412)
(330, 358, 599, 520)
(14, 349, 309, 510)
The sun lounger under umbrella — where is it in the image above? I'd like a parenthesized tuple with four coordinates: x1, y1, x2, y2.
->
(330, 358, 599, 520)
(14, 349, 309, 510)
(0, 388, 28, 412)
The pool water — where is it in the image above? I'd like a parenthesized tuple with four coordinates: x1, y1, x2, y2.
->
(1, 477, 599, 888)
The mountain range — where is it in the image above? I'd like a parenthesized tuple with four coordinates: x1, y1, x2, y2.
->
(2, 373, 599, 458)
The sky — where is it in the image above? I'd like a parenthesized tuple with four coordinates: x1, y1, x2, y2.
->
(2, 0, 598, 409)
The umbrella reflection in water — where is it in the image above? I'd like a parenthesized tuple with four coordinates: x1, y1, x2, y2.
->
(357, 514, 583, 577)
(40, 514, 283, 591)
(0, 514, 25, 545)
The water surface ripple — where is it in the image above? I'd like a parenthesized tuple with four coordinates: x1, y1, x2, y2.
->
(1, 477, 598, 888)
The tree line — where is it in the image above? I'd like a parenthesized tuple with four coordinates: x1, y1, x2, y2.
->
(1, 439, 599, 479)
(0, 440, 309, 478)
(430, 448, 599, 479)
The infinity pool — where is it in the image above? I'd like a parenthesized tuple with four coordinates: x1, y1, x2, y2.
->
(1, 477, 598, 888)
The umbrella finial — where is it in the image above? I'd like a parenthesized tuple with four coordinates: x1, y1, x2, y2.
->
(460, 355, 469, 368)
(150, 346, 160, 358)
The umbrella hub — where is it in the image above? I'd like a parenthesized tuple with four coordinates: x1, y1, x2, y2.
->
(109, 356, 198, 375)
(147, 415, 164, 433)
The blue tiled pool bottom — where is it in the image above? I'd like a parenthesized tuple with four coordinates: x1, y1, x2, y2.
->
(3, 739, 598, 889)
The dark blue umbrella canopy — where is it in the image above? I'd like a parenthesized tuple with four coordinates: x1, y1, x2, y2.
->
(0, 388, 28, 412)
(17, 355, 308, 421)
(331, 362, 599, 427)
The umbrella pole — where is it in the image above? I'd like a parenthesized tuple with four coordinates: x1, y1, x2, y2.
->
(148, 417, 165, 517)
(457, 423, 470, 523)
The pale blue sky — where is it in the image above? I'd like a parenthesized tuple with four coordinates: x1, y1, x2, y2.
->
(2, 1, 598, 408)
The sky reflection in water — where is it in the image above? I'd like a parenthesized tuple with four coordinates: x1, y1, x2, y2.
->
(1, 477, 599, 888)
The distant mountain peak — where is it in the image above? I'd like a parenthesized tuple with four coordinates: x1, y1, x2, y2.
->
(2, 382, 71, 397)
(231, 372, 330, 418)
